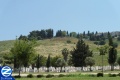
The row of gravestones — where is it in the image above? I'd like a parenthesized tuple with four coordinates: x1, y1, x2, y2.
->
(14, 65, 120, 73)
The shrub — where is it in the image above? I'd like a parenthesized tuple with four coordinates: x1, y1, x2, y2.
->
(89, 74, 96, 77)
(13, 75, 21, 78)
(97, 73, 103, 77)
(94, 41, 99, 45)
(108, 73, 117, 77)
(46, 74, 54, 78)
(99, 40, 106, 45)
(67, 40, 71, 43)
(118, 73, 120, 76)
(37, 74, 44, 78)
(27, 74, 34, 78)
(58, 74, 65, 77)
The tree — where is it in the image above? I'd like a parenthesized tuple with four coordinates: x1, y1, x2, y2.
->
(10, 39, 36, 75)
(51, 56, 61, 68)
(55, 58, 66, 72)
(85, 57, 95, 71)
(36, 54, 40, 72)
(97, 45, 109, 73)
(35, 55, 47, 69)
(46, 54, 51, 72)
(71, 38, 93, 69)
(117, 36, 120, 41)
(117, 57, 120, 69)
(108, 33, 117, 71)
(62, 48, 69, 62)
(18, 35, 28, 40)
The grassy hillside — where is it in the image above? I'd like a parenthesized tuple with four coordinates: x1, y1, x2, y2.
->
(0, 37, 120, 66)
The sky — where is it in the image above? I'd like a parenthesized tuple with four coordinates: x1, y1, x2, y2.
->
(0, 0, 120, 41)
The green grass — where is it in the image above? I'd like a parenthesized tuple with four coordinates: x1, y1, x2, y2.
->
(16, 77, 120, 80)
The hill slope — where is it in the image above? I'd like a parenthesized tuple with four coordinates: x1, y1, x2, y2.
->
(0, 37, 120, 66)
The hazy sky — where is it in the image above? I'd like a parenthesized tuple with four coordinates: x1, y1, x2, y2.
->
(0, 0, 120, 41)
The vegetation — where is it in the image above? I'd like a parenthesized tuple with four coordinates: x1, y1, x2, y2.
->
(108, 32, 117, 71)
(85, 57, 95, 71)
(71, 38, 93, 68)
(1, 30, 120, 72)
(46, 54, 51, 72)
(15, 77, 120, 80)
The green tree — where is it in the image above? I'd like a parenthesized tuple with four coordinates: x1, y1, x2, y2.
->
(51, 56, 61, 68)
(108, 33, 117, 71)
(85, 57, 95, 71)
(71, 38, 93, 69)
(46, 54, 51, 72)
(36, 54, 40, 72)
(117, 57, 120, 69)
(62, 48, 69, 62)
(10, 39, 36, 75)
(117, 36, 120, 41)
(97, 45, 109, 73)
(55, 58, 66, 72)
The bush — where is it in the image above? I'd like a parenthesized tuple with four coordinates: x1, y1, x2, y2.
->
(37, 74, 44, 78)
(27, 74, 34, 78)
(99, 40, 106, 45)
(118, 73, 120, 76)
(13, 75, 21, 78)
(67, 40, 71, 43)
(89, 74, 96, 77)
(97, 73, 103, 77)
(108, 73, 117, 77)
(113, 42, 118, 48)
(46, 74, 54, 78)
(94, 41, 99, 45)
(58, 74, 65, 77)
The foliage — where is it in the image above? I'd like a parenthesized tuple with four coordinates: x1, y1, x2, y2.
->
(56, 30, 67, 37)
(36, 54, 40, 71)
(55, 58, 66, 67)
(66, 40, 71, 43)
(117, 36, 120, 41)
(94, 41, 99, 45)
(10, 39, 36, 74)
(85, 57, 95, 71)
(108, 32, 117, 71)
(113, 42, 118, 48)
(27, 74, 34, 78)
(97, 45, 109, 55)
(18, 35, 28, 40)
(117, 57, 120, 66)
(71, 39, 93, 67)
(46, 54, 51, 68)
(99, 40, 106, 45)
(62, 48, 69, 62)
(46, 74, 54, 78)
(108, 73, 117, 77)
(97, 73, 103, 77)
(13, 75, 21, 78)
(36, 74, 44, 78)
(58, 74, 65, 77)
(46, 54, 51, 72)
(28, 29, 53, 40)
(51, 56, 61, 67)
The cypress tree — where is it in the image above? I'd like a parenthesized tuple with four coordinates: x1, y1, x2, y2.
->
(46, 54, 51, 72)
(36, 54, 40, 72)
(108, 33, 117, 71)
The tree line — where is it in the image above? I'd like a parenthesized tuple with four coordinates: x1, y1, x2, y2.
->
(18, 29, 120, 42)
